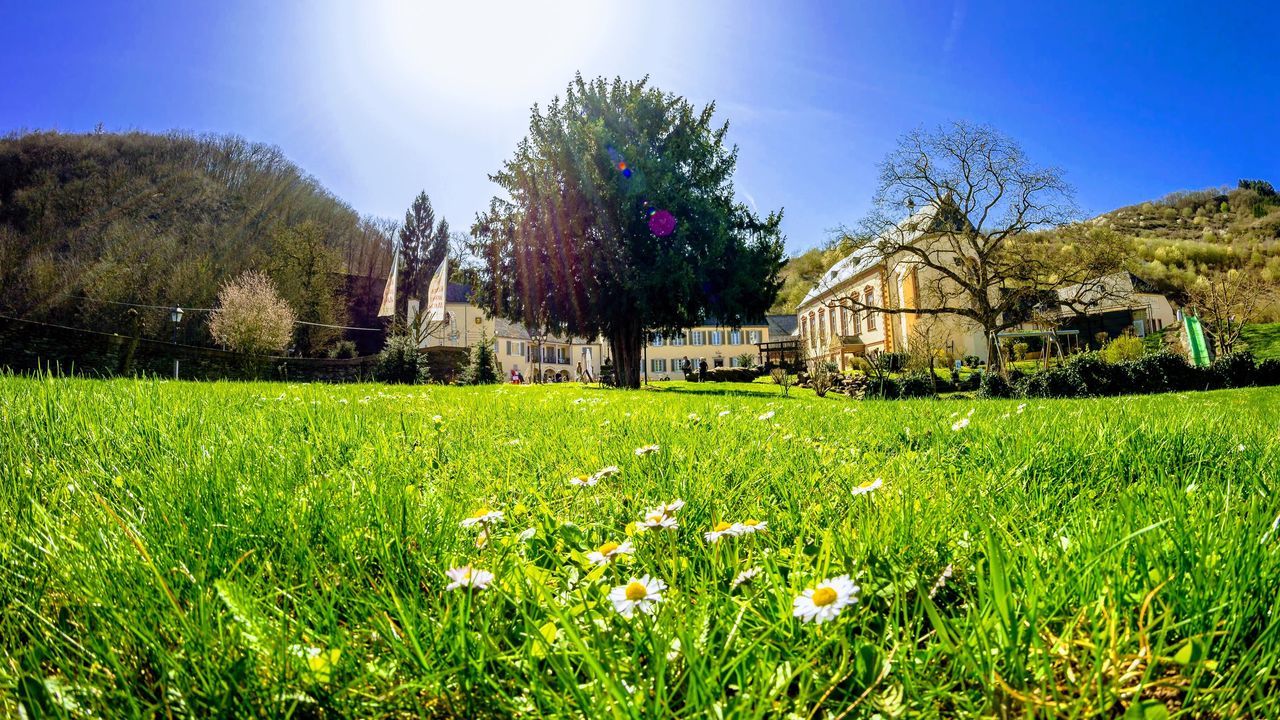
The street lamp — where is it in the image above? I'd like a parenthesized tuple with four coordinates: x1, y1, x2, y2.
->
(170, 307, 183, 379)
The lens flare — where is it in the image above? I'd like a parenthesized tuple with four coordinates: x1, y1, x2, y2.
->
(648, 209, 676, 237)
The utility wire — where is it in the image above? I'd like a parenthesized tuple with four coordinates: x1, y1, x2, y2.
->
(63, 295, 387, 331)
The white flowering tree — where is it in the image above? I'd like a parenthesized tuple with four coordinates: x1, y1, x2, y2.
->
(209, 271, 296, 355)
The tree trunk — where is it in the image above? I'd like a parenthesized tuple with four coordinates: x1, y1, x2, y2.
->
(986, 330, 1004, 376)
(609, 320, 643, 389)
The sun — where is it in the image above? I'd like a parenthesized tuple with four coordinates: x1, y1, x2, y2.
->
(337, 1, 616, 109)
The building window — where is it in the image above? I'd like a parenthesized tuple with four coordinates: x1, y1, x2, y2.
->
(818, 308, 827, 344)
(729, 329, 742, 344)
(691, 330, 706, 345)
(864, 288, 877, 331)
(671, 333, 685, 346)
(748, 329, 762, 344)
(651, 358, 667, 373)
(652, 333, 664, 347)
(710, 330, 723, 345)
(505, 340, 512, 355)
(851, 308, 861, 334)
(828, 306, 837, 338)
(800, 316, 808, 344)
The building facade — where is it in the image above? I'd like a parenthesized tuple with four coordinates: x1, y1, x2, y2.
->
(639, 315, 796, 379)
(796, 205, 987, 370)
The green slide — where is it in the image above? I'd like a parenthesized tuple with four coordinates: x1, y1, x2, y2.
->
(1184, 314, 1211, 367)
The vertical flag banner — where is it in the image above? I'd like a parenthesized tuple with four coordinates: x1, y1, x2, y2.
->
(377, 252, 398, 317)
(426, 257, 449, 323)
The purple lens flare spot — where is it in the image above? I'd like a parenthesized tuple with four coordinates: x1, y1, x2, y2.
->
(648, 209, 676, 237)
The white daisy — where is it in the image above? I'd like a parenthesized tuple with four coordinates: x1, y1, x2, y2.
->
(460, 508, 505, 529)
(638, 499, 684, 531)
(951, 417, 970, 431)
(569, 474, 597, 487)
(590, 466, 621, 482)
(518, 527, 537, 541)
(731, 519, 768, 536)
(586, 540, 634, 565)
(928, 564, 953, 598)
(609, 575, 666, 618)
(634, 444, 661, 456)
(758, 411, 775, 421)
(688, 412, 701, 421)
(792, 575, 859, 624)
(1016, 403, 1027, 413)
(718, 410, 731, 417)
(704, 521, 737, 543)
(851, 478, 883, 496)
(431, 415, 444, 424)
(732, 566, 763, 589)
(445, 565, 495, 591)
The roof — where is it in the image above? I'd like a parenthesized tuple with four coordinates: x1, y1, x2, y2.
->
(1055, 272, 1165, 309)
(766, 314, 797, 337)
(446, 282, 473, 303)
(492, 317, 595, 345)
(798, 202, 950, 308)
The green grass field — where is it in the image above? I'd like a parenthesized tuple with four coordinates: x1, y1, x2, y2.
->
(1241, 322, 1280, 361)
(2, 376, 1278, 718)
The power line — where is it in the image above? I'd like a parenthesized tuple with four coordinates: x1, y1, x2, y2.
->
(63, 294, 386, 331)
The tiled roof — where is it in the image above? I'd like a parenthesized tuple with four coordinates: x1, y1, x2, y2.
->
(765, 314, 797, 337)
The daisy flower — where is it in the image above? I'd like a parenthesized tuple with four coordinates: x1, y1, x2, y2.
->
(718, 410, 731, 417)
(704, 521, 736, 543)
(758, 411, 775, 421)
(1016, 403, 1027, 413)
(634, 444, 661, 456)
(851, 478, 883, 496)
(792, 575, 859, 624)
(928, 564, 953, 598)
(638, 499, 684, 531)
(445, 565, 495, 591)
(587, 540, 634, 565)
(732, 566, 763, 589)
(609, 575, 666, 618)
(590, 465, 621, 482)
(731, 519, 767, 536)
(688, 412, 701, 421)
(951, 417, 970, 432)
(460, 507, 505, 529)
(569, 474, 597, 487)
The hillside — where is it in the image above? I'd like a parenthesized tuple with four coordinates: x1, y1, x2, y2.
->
(0, 131, 393, 350)
(770, 180, 1280, 314)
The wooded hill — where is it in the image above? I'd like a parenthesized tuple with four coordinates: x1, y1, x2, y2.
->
(770, 180, 1280, 315)
(0, 131, 395, 353)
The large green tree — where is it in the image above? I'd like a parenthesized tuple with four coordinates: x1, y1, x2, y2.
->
(397, 191, 450, 318)
(470, 75, 785, 388)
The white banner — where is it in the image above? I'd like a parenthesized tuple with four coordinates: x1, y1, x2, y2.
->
(377, 252, 398, 317)
(426, 257, 448, 323)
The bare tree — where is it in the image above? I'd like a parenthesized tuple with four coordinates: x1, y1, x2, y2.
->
(1184, 268, 1279, 355)
(826, 122, 1126, 371)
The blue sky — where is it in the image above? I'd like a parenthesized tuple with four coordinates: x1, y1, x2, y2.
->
(3, 1, 1278, 254)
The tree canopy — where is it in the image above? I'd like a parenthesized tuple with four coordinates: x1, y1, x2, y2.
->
(470, 75, 785, 387)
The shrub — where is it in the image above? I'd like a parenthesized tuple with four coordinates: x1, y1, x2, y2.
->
(208, 271, 296, 355)
(707, 367, 759, 383)
(962, 355, 981, 368)
(1212, 352, 1256, 388)
(1019, 365, 1086, 398)
(376, 335, 430, 384)
(864, 376, 900, 399)
(460, 337, 499, 385)
(898, 371, 935, 398)
(978, 372, 1013, 399)
(328, 340, 358, 359)
(734, 353, 757, 369)
(879, 352, 909, 372)
(1012, 342, 1029, 361)
(1064, 351, 1127, 396)
(1256, 358, 1280, 386)
(1102, 335, 1145, 363)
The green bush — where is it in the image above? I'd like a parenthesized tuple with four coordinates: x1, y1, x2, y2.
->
(328, 340, 358, 359)
(1019, 365, 1086, 398)
(977, 372, 1013, 399)
(1102, 335, 1145, 363)
(1012, 342, 1029, 361)
(460, 339, 500, 385)
(898, 371, 935, 398)
(879, 352, 909, 372)
(864, 376, 900, 399)
(1257, 358, 1280, 386)
(1064, 351, 1127, 396)
(962, 355, 982, 368)
(706, 367, 759, 383)
(1212, 352, 1256, 388)
(375, 335, 430, 384)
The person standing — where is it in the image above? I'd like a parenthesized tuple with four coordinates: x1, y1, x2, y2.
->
(698, 357, 709, 382)
(681, 356, 692, 380)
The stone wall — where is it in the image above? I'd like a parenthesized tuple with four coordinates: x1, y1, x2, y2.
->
(0, 316, 379, 382)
